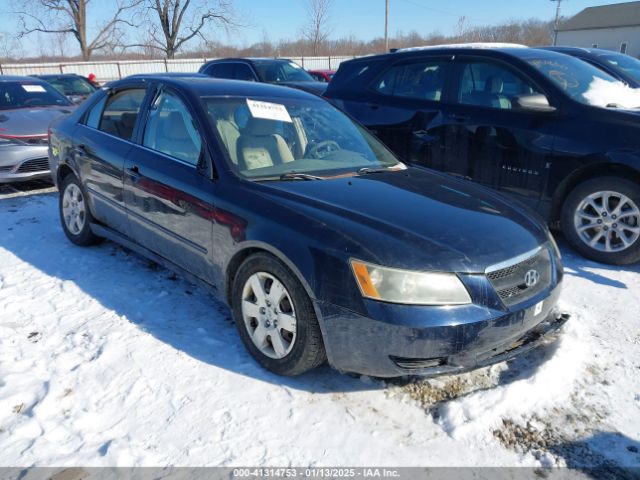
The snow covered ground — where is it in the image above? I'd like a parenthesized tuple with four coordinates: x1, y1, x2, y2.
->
(0, 190, 639, 470)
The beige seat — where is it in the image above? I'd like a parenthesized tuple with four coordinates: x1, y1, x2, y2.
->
(236, 118, 294, 171)
(217, 119, 240, 164)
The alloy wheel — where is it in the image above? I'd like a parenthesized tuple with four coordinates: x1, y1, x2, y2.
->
(62, 183, 87, 236)
(574, 190, 640, 253)
(241, 272, 297, 359)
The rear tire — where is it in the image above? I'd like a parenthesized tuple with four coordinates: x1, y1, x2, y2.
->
(561, 176, 640, 265)
(59, 173, 102, 247)
(231, 252, 326, 376)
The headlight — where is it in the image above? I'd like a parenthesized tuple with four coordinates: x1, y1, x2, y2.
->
(350, 260, 472, 305)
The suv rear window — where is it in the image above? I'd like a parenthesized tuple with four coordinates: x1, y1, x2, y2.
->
(374, 61, 447, 101)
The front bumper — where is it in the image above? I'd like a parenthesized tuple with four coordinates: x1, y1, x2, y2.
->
(317, 283, 567, 378)
(0, 145, 50, 184)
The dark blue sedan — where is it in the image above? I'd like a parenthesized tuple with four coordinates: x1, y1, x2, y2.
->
(48, 75, 567, 377)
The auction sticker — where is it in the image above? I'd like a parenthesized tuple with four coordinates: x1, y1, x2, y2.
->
(247, 99, 292, 123)
(22, 85, 47, 93)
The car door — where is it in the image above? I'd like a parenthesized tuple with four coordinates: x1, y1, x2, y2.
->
(73, 85, 148, 236)
(124, 85, 217, 283)
(442, 56, 556, 210)
(356, 57, 453, 169)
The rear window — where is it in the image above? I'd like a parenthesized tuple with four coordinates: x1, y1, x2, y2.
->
(0, 81, 71, 110)
(374, 61, 448, 101)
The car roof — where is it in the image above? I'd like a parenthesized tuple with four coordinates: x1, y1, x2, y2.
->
(541, 46, 628, 58)
(33, 73, 84, 78)
(343, 44, 565, 64)
(126, 72, 208, 78)
(206, 57, 294, 64)
(0, 75, 50, 83)
(111, 75, 319, 100)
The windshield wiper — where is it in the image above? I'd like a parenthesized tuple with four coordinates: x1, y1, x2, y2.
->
(279, 172, 324, 181)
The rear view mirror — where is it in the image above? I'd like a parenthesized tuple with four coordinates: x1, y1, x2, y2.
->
(513, 93, 557, 113)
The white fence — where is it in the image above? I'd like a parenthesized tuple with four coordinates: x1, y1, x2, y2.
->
(0, 56, 356, 82)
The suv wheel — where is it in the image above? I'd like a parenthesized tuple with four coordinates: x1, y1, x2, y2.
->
(59, 174, 102, 246)
(231, 253, 326, 376)
(561, 176, 640, 265)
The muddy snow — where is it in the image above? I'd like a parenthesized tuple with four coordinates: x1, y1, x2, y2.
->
(0, 192, 638, 469)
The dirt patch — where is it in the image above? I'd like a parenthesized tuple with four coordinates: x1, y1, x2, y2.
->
(393, 366, 503, 409)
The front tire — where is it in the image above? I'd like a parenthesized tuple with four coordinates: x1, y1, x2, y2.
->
(561, 176, 640, 265)
(59, 174, 101, 247)
(231, 253, 326, 376)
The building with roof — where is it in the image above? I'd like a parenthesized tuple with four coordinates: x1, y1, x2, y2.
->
(556, 1, 640, 57)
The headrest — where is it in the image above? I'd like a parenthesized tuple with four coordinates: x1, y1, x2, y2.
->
(485, 76, 504, 94)
(244, 117, 279, 136)
(162, 111, 190, 141)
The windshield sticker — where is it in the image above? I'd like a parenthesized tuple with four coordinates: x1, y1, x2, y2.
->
(21, 85, 47, 93)
(246, 99, 292, 123)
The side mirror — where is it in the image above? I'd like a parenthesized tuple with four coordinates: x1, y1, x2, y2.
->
(513, 93, 557, 113)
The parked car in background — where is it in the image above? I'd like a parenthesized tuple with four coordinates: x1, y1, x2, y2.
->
(199, 58, 328, 95)
(308, 69, 336, 82)
(0, 76, 74, 183)
(48, 74, 566, 378)
(540, 47, 640, 88)
(33, 73, 97, 104)
(325, 45, 640, 265)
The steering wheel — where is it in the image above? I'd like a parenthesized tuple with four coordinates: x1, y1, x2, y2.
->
(308, 140, 341, 159)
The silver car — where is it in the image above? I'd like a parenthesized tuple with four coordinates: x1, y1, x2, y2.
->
(0, 76, 75, 183)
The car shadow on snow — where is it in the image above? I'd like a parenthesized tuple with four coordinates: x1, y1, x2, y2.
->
(554, 234, 640, 290)
(548, 431, 640, 479)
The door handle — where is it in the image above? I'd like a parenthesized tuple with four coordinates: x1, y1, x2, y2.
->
(126, 165, 140, 182)
(366, 102, 380, 110)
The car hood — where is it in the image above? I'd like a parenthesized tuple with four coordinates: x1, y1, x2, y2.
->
(276, 81, 328, 96)
(255, 167, 550, 273)
(0, 106, 75, 137)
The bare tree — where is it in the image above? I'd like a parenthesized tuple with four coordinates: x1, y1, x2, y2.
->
(15, 0, 142, 61)
(300, 0, 332, 56)
(136, 0, 235, 59)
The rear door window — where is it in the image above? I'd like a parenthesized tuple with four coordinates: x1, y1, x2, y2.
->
(98, 89, 146, 141)
(234, 64, 257, 81)
(457, 61, 541, 110)
(374, 60, 448, 101)
(205, 63, 235, 79)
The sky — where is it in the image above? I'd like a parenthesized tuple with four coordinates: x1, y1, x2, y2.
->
(0, 0, 634, 56)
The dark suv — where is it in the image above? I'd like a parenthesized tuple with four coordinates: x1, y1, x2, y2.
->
(199, 58, 327, 96)
(325, 46, 640, 265)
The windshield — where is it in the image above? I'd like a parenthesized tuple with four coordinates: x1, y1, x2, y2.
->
(0, 81, 71, 110)
(204, 96, 401, 179)
(45, 76, 96, 96)
(527, 56, 640, 108)
(253, 61, 316, 83)
(597, 53, 640, 84)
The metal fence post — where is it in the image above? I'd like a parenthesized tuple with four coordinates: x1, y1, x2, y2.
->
(164, 58, 168, 72)
(116, 62, 122, 79)
(59, 64, 64, 73)
(0, 63, 3, 74)
(301, 56, 305, 68)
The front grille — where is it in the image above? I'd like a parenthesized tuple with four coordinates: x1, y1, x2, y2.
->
(23, 137, 48, 145)
(486, 247, 552, 307)
(0, 165, 13, 172)
(16, 157, 49, 173)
